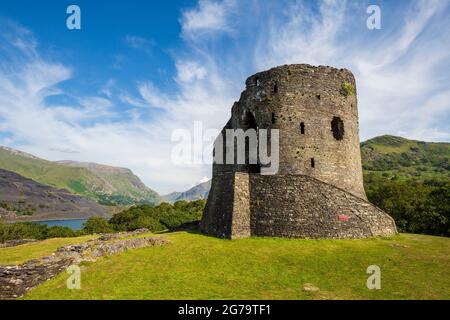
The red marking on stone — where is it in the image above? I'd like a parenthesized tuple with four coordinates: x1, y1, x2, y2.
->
(338, 214, 349, 222)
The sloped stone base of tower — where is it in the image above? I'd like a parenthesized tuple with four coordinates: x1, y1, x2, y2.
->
(200, 173, 397, 239)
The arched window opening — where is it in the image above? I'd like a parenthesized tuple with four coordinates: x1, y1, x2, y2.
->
(300, 122, 305, 134)
(331, 116, 345, 140)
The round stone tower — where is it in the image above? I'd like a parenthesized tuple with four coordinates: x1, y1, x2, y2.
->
(201, 64, 397, 239)
(235, 64, 366, 198)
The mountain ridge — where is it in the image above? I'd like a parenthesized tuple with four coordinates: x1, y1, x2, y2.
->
(0, 147, 161, 206)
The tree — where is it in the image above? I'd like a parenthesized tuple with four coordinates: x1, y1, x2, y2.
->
(83, 217, 112, 234)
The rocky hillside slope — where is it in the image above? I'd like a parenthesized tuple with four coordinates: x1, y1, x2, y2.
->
(0, 147, 161, 206)
(0, 169, 111, 222)
(57, 160, 161, 205)
(162, 180, 211, 203)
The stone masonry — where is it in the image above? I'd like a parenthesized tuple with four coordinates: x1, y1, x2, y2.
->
(0, 230, 167, 299)
(200, 64, 397, 239)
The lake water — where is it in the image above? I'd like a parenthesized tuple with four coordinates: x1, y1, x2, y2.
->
(36, 219, 88, 230)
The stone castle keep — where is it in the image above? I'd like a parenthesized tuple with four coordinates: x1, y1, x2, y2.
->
(200, 64, 397, 239)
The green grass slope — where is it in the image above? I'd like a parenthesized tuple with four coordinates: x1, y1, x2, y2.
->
(0, 147, 161, 206)
(22, 232, 450, 300)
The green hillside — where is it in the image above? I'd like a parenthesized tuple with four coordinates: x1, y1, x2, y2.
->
(361, 135, 450, 182)
(19, 231, 450, 300)
(0, 147, 161, 206)
(361, 136, 449, 236)
(57, 161, 161, 206)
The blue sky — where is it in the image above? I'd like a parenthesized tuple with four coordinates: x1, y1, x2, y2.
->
(0, 0, 449, 193)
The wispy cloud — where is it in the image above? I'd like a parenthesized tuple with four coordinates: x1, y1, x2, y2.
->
(124, 35, 156, 53)
(181, 0, 236, 38)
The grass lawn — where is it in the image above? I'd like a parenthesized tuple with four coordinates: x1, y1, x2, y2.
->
(19, 232, 450, 300)
(0, 235, 97, 265)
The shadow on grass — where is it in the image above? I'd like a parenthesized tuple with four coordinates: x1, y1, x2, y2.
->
(157, 221, 203, 235)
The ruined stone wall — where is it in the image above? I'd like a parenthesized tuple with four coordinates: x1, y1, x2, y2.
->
(201, 172, 397, 239)
(249, 174, 397, 239)
(0, 232, 167, 299)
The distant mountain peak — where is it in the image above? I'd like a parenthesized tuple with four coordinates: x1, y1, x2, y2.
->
(362, 135, 413, 146)
(162, 180, 211, 203)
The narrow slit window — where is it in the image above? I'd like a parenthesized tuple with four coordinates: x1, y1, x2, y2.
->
(274, 82, 278, 93)
(271, 112, 276, 124)
(255, 77, 260, 86)
(300, 122, 305, 134)
(311, 158, 315, 168)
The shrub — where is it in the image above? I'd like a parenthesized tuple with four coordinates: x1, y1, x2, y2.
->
(366, 179, 449, 236)
(109, 200, 205, 232)
(44, 226, 77, 238)
(0, 222, 50, 242)
(341, 82, 355, 97)
(83, 217, 113, 234)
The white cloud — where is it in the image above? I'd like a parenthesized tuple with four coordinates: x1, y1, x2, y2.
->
(246, 0, 450, 142)
(176, 61, 208, 83)
(0, 21, 233, 193)
(138, 82, 171, 110)
(255, 0, 348, 69)
(181, 0, 235, 38)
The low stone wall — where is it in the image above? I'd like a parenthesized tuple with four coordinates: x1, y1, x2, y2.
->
(55, 236, 167, 264)
(0, 257, 74, 299)
(0, 239, 37, 248)
(97, 228, 151, 241)
(0, 231, 168, 299)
